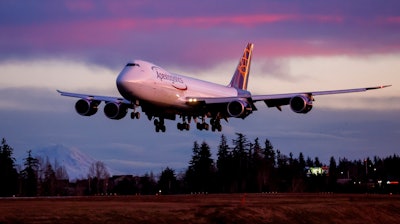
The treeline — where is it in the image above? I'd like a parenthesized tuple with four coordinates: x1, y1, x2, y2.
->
(0, 138, 110, 197)
(0, 138, 71, 197)
(181, 134, 400, 194)
(1, 135, 399, 197)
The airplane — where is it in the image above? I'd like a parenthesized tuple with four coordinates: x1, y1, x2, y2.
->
(58, 43, 391, 132)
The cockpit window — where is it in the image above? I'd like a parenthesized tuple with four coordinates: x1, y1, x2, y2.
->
(126, 63, 139, 67)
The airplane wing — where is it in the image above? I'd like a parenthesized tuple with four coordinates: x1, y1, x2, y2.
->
(186, 85, 391, 105)
(185, 85, 391, 113)
(251, 85, 391, 109)
(57, 90, 131, 105)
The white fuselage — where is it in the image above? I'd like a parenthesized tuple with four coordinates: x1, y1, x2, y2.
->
(116, 60, 238, 109)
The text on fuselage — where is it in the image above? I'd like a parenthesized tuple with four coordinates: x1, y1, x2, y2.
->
(152, 66, 184, 84)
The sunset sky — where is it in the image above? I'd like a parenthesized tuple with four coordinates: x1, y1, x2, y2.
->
(1, 0, 399, 175)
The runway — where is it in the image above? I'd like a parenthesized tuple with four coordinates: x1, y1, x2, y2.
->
(1, 193, 399, 223)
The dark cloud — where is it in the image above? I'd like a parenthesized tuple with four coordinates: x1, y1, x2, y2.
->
(1, 1, 400, 69)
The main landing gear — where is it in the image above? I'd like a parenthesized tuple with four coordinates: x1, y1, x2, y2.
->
(154, 118, 166, 132)
(177, 122, 190, 131)
(177, 116, 190, 131)
(210, 118, 222, 132)
(196, 116, 209, 131)
(176, 116, 222, 132)
(196, 122, 209, 131)
(196, 120, 222, 132)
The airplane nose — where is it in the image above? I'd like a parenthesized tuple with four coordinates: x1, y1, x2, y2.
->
(116, 70, 131, 99)
(116, 71, 126, 87)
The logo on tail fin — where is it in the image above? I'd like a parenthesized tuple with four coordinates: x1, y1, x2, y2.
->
(228, 43, 254, 90)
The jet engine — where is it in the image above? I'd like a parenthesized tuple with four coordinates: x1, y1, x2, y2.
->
(75, 99, 99, 116)
(104, 102, 128, 120)
(290, 95, 313, 114)
(227, 100, 252, 118)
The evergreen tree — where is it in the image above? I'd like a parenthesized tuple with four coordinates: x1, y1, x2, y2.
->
(188, 141, 201, 171)
(328, 156, 337, 191)
(216, 135, 232, 192)
(314, 157, 321, 167)
(158, 167, 177, 194)
(185, 141, 200, 192)
(139, 172, 157, 195)
(298, 152, 306, 171)
(251, 138, 264, 192)
(0, 138, 18, 196)
(306, 156, 314, 167)
(21, 150, 39, 196)
(185, 141, 215, 193)
(289, 153, 305, 193)
(231, 133, 249, 192)
(42, 157, 57, 196)
(261, 138, 276, 192)
(276, 150, 291, 191)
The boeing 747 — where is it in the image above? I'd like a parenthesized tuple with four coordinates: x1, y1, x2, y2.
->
(58, 43, 391, 132)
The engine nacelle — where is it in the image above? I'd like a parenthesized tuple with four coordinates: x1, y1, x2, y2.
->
(104, 102, 128, 120)
(227, 100, 252, 118)
(290, 95, 313, 114)
(75, 99, 99, 116)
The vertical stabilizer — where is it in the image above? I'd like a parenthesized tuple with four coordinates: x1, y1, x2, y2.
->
(228, 43, 254, 90)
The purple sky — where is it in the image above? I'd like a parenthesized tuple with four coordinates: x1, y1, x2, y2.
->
(0, 0, 399, 175)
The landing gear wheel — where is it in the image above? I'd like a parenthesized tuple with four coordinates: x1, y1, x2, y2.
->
(131, 112, 140, 119)
(154, 119, 166, 132)
(211, 119, 222, 132)
(196, 122, 209, 131)
(177, 122, 190, 131)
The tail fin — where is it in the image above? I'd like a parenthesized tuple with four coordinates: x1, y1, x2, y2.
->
(228, 43, 254, 90)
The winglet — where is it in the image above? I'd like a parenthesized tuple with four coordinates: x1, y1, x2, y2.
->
(366, 85, 392, 90)
(228, 43, 254, 90)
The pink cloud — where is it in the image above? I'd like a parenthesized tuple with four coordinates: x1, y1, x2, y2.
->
(384, 16, 400, 24)
(1, 7, 399, 69)
(48, 13, 344, 33)
(4, 13, 338, 48)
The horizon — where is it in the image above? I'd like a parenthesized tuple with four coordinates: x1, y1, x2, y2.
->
(9, 136, 400, 181)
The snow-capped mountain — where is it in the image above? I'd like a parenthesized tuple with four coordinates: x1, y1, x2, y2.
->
(29, 144, 112, 181)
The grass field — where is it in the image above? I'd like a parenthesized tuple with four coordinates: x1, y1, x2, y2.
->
(0, 193, 399, 223)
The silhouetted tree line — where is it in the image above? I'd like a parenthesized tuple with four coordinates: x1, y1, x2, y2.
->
(1, 135, 399, 197)
(0, 139, 70, 196)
